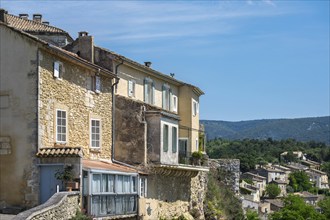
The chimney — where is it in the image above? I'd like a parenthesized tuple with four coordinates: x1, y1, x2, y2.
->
(33, 14, 42, 23)
(76, 31, 94, 63)
(144, 61, 152, 67)
(0, 9, 8, 23)
(19, 13, 29, 19)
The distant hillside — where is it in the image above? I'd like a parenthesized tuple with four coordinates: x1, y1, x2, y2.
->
(201, 116, 330, 144)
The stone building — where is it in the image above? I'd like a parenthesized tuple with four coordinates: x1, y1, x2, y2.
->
(64, 30, 209, 219)
(1, 9, 209, 219)
(0, 13, 141, 218)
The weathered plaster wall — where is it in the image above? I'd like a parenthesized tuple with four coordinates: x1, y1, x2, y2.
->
(115, 95, 146, 164)
(38, 50, 113, 160)
(115, 62, 179, 111)
(0, 25, 39, 208)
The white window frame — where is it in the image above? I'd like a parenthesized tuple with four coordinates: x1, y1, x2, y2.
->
(196, 138, 199, 151)
(162, 84, 171, 111)
(161, 120, 179, 154)
(90, 118, 101, 149)
(56, 109, 67, 143)
(144, 77, 154, 105)
(54, 61, 61, 78)
(139, 177, 147, 197)
(172, 95, 178, 113)
(192, 99, 199, 116)
(95, 76, 101, 93)
(128, 79, 136, 97)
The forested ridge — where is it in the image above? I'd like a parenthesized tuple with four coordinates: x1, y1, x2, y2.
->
(206, 138, 330, 174)
(201, 116, 330, 144)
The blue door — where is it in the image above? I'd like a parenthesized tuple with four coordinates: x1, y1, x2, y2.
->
(40, 165, 63, 204)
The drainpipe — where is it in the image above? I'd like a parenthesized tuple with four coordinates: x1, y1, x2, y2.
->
(111, 59, 138, 169)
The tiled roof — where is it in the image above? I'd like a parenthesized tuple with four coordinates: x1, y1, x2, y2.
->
(6, 14, 68, 34)
(36, 147, 82, 157)
(83, 159, 138, 173)
(95, 46, 204, 96)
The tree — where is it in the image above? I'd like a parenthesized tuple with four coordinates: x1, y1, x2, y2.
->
(288, 171, 312, 192)
(246, 209, 260, 220)
(265, 183, 281, 199)
(318, 197, 330, 219)
(270, 195, 326, 220)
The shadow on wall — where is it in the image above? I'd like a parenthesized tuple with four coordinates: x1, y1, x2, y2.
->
(147, 174, 191, 202)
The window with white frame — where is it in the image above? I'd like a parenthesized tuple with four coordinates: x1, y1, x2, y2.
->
(172, 95, 178, 112)
(88, 173, 138, 217)
(53, 61, 61, 78)
(163, 124, 169, 152)
(144, 77, 154, 104)
(90, 119, 101, 148)
(162, 121, 178, 154)
(95, 76, 101, 93)
(196, 138, 199, 151)
(192, 99, 199, 116)
(128, 80, 136, 97)
(162, 84, 171, 111)
(56, 109, 67, 143)
(139, 177, 147, 197)
(172, 127, 177, 153)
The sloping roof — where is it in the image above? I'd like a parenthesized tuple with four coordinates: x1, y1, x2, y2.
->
(95, 46, 204, 96)
(36, 147, 82, 157)
(6, 14, 71, 37)
(0, 22, 117, 79)
(83, 159, 138, 174)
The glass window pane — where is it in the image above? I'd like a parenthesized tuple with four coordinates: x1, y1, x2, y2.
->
(172, 127, 177, 153)
(163, 124, 168, 152)
(92, 174, 101, 193)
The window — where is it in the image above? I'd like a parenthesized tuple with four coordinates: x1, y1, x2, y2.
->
(144, 77, 154, 104)
(162, 84, 171, 110)
(179, 139, 188, 156)
(163, 124, 169, 152)
(90, 119, 101, 148)
(56, 109, 67, 143)
(128, 80, 135, 97)
(196, 138, 199, 151)
(172, 95, 178, 112)
(139, 177, 147, 197)
(192, 99, 199, 116)
(95, 76, 101, 93)
(54, 61, 60, 78)
(89, 173, 138, 217)
(172, 127, 177, 153)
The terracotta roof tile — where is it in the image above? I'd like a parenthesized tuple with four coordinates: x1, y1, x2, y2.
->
(36, 147, 82, 157)
(6, 14, 68, 34)
(83, 159, 138, 173)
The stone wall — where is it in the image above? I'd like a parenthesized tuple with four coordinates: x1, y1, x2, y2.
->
(209, 159, 240, 194)
(115, 95, 147, 164)
(0, 24, 39, 209)
(138, 171, 207, 220)
(39, 50, 113, 160)
(13, 192, 79, 220)
(190, 171, 208, 219)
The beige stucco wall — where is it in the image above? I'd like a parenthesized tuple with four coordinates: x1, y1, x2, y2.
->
(178, 85, 201, 152)
(116, 64, 179, 112)
(0, 25, 39, 208)
(38, 50, 113, 160)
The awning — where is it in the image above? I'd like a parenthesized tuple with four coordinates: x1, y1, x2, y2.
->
(36, 147, 82, 157)
(83, 159, 138, 174)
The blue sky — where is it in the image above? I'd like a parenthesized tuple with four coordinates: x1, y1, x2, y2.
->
(1, 0, 329, 121)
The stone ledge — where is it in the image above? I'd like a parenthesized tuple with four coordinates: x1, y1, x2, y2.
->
(13, 192, 79, 220)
